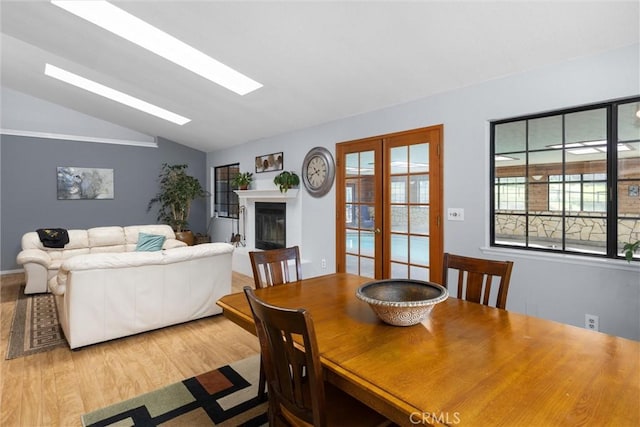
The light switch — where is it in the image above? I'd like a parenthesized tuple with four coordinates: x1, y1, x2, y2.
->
(447, 208, 464, 221)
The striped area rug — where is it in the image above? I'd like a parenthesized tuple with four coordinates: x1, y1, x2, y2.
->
(5, 285, 67, 359)
(81, 354, 268, 427)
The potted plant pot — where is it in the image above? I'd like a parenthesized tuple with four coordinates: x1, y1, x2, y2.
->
(175, 230, 195, 246)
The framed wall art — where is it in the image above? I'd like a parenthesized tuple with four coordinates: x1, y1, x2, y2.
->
(255, 152, 283, 173)
(57, 166, 114, 200)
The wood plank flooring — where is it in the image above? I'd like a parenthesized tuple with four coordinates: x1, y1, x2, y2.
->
(0, 272, 261, 427)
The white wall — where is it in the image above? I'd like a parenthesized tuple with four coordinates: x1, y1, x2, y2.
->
(207, 44, 640, 340)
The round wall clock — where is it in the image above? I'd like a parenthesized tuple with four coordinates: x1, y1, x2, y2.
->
(302, 146, 335, 197)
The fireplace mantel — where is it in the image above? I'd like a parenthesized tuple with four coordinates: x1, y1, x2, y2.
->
(234, 189, 298, 202)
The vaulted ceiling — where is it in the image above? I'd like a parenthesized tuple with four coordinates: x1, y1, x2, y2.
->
(1, 1, 638, 152)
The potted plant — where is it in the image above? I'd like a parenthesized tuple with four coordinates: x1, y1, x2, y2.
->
(147, 163, 208, 245)
(623, 240, 639, 262)
(273, 171, 300, 193)
(231, 172, 253, 190)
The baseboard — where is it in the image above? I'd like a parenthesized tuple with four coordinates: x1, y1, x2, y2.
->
(1, 269, 25, 286)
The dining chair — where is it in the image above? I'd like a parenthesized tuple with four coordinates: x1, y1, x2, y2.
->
(243, 287, 391, 427)
(249, 246, 302, 289)
(249, 246, 302, 400)
(442, 252, 514, 309)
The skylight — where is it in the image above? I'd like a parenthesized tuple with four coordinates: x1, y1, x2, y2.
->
(51, 0, 263, 95)
(44, 64, 191, 125)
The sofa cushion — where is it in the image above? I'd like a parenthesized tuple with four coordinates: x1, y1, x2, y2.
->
(88, 226, 126, 247)
(21, 229, 89, 250)
(135, 233, 166, 252)
(124, 225, 176, 244)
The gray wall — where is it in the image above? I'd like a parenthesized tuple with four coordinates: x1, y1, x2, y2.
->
(1, 133, 207, 272)
(208, 44, 640, 340)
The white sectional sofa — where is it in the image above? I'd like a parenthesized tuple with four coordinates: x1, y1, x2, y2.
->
(49, 242, 234, 349)
(17, 225, 187, 294)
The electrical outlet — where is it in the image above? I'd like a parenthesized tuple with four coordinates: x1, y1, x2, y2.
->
(585, 314, 599, 332)
(447, 208, 464, 221)
(321, 258, 327, 269)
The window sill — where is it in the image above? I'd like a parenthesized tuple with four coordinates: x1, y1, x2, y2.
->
(480, 246, 640, 272)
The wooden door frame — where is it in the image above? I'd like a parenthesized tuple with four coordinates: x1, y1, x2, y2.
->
(335, 125, 444, 282)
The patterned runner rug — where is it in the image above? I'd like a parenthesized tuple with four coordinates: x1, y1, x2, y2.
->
(6, 285, 67, 359)
(81, 354, 268, 426)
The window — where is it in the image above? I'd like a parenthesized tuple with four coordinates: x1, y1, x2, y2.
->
(214, 163, 239, 219)
(491, 97, 640, 260)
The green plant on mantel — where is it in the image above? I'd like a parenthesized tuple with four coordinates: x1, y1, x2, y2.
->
(231, 172, 253, 190)
(622, 240, 640, 262)
(147, 163, 208, 232)
(273, 171, 300, 193)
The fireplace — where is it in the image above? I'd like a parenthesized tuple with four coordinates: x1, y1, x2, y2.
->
(255, 202, 286, 250)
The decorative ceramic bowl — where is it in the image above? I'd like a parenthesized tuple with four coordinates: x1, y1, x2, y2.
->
(356, 279, 448, 326)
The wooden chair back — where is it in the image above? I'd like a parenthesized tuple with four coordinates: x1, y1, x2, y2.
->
(244, 286, 326, 426)
(442, 253, 514, 309)
(249, 246, 302, 289)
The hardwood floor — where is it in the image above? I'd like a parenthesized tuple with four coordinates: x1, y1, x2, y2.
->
(0, 272, 261, 427)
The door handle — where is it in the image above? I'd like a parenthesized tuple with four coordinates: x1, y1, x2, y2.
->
(374, 228, 381, 234)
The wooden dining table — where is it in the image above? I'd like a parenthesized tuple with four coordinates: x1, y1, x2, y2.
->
(217, 273, 639, 426)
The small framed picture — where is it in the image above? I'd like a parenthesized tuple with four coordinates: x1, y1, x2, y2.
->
(629, 184, 639, 197)
(255, 152, 283, 173)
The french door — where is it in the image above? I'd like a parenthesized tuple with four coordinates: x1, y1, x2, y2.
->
(336, 125, 443, 282)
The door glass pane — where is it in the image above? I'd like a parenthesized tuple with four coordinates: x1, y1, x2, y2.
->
(409, 143, 429, 173)
(391, 206, 407, 233)
(360, 257, 375, 278)
(410, 174, 429, 203)
(409, 236, 429, 265)
(410, 206, 429, 234)
(360, 151, 375, 175)
(359, 205, 374, 230)
(346, 178, 359, 202)
(410, 266, 429, 281)
(346, 230, 358, 253)
(345, 203, 354, 226)
(390, 146, 408, 174)
(390, 176, 407, 203)
(346, 254, 358, 275)
(390, 234, 408, 262)
(360, 231, 375, 257)
(346, 153, 359, 175)
(391, 262, 408, 279)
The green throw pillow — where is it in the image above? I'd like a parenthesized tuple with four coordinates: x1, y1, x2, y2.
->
(135, 232, 166, 252)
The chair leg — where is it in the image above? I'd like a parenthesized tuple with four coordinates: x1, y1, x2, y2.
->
(258, 355, 267, 401)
